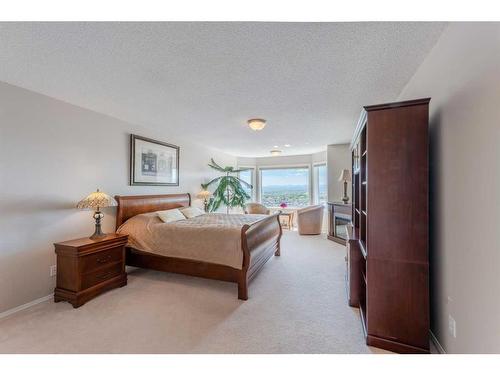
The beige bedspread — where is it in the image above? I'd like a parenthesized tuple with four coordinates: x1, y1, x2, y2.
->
(116, 212, 268, 269)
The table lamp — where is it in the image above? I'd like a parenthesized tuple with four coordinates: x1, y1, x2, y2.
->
(338, 169, 352, 204)
(196, 189, 212, 212)
(77, 189, 117, 239)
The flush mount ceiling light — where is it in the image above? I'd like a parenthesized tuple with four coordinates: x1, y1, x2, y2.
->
(270, 149, 282, 156)
(247, 118, 266, 131)
(284, 144, 291, 147)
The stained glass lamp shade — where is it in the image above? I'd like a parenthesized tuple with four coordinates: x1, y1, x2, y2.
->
(77, 189, 117, 239)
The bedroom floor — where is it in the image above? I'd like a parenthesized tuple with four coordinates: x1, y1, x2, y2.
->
(0, 231, 390, 354)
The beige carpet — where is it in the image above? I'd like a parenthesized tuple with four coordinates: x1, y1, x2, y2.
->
(0, 231, 390, 354)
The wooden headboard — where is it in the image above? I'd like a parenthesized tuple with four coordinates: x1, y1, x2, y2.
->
(115, 193, 191, 229)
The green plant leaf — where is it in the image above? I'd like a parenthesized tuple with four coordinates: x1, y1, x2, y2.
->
(204, 160, 252, 212)
(234, 176, 252, 189)
(208, 158, 229, 173)
(205, 176, 223, 187)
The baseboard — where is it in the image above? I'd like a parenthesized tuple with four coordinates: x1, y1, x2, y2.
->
(0, 294, 53, 320)
(430, 330, 446, 354)
(366, 333, 429, 354)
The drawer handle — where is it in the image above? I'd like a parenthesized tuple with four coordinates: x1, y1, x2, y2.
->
(96, 255, 112, 264)
(96, 271, 115, 280)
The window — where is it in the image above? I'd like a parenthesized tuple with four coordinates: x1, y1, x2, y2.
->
(313, 163, 327, 205)
(260, 167, 310, 207)
(238, 167, 255, 201)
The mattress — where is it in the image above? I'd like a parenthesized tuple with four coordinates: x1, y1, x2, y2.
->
(116, 212, 268, 269)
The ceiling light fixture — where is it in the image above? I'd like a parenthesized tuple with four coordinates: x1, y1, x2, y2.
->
(270, 149, 282, 156)
(247, 118, 266, 131)
(284, 144, 291, 147)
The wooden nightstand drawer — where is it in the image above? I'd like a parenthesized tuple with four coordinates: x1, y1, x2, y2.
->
(54, 233, 128, 308)
(80, 247, 124, 274)
(81, 262, 123, 290)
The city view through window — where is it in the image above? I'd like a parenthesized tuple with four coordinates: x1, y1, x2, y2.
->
(260, 168, 310, 207)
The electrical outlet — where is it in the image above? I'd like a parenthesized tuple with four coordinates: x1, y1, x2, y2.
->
(448, 314, 456, 338)
(50, 265, 57, 277)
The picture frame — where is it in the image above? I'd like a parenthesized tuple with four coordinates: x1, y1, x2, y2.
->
(130, 134, 180, 186)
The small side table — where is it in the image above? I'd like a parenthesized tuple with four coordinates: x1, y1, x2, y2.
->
(278, 212, 294, 230)
(270, 208, 296, 230)
(54, 233, 128, 308)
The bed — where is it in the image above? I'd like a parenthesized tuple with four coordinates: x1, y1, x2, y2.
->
(114, 193, 282, 300)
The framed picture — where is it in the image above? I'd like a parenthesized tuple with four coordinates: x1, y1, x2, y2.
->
(130, 134, 179, 186)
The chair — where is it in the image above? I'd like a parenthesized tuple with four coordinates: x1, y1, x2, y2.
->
(244, 203, 270, 215)
(296, 205, 324, 235)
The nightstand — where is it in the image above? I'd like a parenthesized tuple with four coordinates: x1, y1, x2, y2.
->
(54, 233, 128, 308)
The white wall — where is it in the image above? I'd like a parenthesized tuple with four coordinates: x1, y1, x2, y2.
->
(327, 144, 351, 203)
(0, 82, 236, 313)
(398, 23, 500, 353)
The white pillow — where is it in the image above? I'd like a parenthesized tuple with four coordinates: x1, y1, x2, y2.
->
(180, 206, 205, 219)
(157, 208, 186, 223)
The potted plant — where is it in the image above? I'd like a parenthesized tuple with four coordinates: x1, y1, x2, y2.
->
(204, 159, 253, 214)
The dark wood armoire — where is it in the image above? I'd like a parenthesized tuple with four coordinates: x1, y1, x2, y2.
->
(347, 98, 430, 354)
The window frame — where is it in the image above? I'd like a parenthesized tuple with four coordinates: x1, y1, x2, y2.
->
(312, 162, 327, 205)
(257, 164, 312, 208)
(237, 165, 256, 202)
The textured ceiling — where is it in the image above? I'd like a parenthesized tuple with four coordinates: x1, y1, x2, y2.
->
(0, 22, 446, 157)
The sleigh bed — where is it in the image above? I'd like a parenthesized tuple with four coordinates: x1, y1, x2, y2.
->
(114, 193, 282, 300)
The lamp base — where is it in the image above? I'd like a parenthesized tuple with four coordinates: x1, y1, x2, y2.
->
(342, 181, 350, 204)
(90, 231, 107, 240)
(90, 210, 107, 240)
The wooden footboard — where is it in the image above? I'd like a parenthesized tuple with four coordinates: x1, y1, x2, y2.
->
(238, 213, 282, 300)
